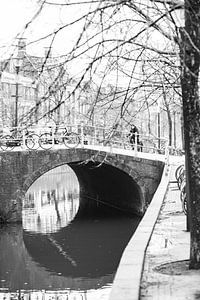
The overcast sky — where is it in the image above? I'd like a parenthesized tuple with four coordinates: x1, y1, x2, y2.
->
(0, 1, 176, 85)
(0, 0, 87, 58)
(0, 1, 35, 54)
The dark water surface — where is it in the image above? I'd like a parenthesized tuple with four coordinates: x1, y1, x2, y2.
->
(0, 165, 140, 300)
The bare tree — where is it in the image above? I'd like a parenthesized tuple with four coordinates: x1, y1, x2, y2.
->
(4, 0, 180, 133)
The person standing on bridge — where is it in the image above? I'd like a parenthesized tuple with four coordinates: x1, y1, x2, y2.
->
(128, 124, 140, 150)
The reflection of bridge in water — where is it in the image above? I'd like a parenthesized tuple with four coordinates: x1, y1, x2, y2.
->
(23, 165, 80, 233)
(0, 213, 140, 295)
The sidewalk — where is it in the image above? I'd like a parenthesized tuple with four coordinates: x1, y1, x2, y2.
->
(140, 158, 200, 300)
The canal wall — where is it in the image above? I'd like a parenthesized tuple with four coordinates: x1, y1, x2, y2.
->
(109, 158, 170, 300)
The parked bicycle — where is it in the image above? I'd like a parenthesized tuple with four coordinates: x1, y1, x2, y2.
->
(175, 164, 185, 189)
(38, 127, 80, 150)
(175, 164, 187, 214)
(0, 128, 40, 151)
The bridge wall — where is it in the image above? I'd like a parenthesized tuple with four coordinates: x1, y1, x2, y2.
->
(0, 148, 164, 222)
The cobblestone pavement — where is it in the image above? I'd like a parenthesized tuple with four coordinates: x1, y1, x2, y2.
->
(140, 160, 200, 300)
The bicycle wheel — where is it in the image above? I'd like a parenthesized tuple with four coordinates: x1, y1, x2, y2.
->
(25, 134, 40, 150)
(177, 171, 185, 190)
(181, 188, 187, 215)
(175, 164, 184, 181)
(39, 133, 53, 150)
(63, 132, 80, 148)
(0, 135, 14, 151)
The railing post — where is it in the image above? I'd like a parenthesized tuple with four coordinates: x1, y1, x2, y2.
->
(80, 122, 84, 147)
(134, 132, 138, 156)
(94, 126, 97, 145)
(164, 140, 170, 175)
(22, 127, 26, 149)
(51, 126, 55, 147)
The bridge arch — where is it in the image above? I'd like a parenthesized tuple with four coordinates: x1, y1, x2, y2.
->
(22, 156, 144, 219)
(0, 148, 164, 222)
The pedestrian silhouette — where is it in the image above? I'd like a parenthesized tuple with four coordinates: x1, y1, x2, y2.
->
(128, 125, 139, 150)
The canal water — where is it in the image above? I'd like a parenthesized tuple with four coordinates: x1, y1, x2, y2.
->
(0, 165, 141, 300)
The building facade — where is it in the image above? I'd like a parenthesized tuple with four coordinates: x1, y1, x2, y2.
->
(0, 66, 38, 129)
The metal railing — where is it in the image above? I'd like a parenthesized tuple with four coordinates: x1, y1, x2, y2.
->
(0, 124, 169, 157)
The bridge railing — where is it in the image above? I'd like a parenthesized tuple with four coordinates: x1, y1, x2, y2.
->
(80, 124, 168, 152)
(0, 124, 169, 157)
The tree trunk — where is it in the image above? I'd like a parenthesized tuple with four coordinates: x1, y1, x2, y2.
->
(181, 1, 200, 269)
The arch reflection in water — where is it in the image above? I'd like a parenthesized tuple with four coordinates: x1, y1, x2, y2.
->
(0, 164, 141, 300)
(23, 165, 80, 234)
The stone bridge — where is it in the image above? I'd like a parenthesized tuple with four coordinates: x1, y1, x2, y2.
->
(0, 147, 164, 222)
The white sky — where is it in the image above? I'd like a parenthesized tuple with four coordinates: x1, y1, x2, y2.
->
(0, 0, 87, 58)
(0, 1, 36, 55)
(0, 0, 35, 37)
(0, 1, 176, 85)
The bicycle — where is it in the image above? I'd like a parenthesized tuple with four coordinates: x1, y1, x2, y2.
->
(0, 129, 40, 151)
(38, 127, 80, 150)
(62, 128, 80, 148)
(25, 132, 40, 150)
(180, 179, 187, 214)
(175, 164, 187, 215)
(175, 164, 185, 189)
(38, 131, 54, 150)
(175, 164, 184, 182)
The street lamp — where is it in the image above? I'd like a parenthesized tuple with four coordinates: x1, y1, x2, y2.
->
(13, 57, 23, 129)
